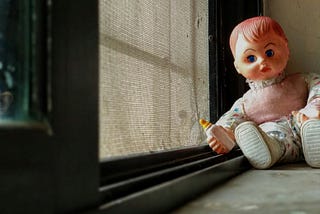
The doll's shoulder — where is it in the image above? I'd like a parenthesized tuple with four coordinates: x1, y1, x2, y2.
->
(283, 72, 308, 87)
(294, 72, 320, 86)
(286, 72, 306, 80)
(293, 72, 320, 79)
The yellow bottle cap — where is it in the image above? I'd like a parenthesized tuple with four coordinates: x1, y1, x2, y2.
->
(199, 119, 212, 129)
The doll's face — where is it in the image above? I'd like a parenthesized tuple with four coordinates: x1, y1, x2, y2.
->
(233, 30, 289, 81)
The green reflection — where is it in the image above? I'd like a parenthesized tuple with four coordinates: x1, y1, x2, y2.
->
(0, 0, 36, 121)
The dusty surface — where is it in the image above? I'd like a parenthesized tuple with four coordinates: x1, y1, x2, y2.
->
(174, 162, 320, 214)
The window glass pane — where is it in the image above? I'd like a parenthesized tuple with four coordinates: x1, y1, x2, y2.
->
(99, 0, 209, 158)
(0, 0, 41, 122)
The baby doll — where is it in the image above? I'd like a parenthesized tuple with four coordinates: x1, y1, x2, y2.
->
(207, 16, 320, 169)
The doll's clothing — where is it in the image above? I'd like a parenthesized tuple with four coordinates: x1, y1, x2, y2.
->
(216, 72, 320, 130)
(243, 73, 308, 124)
(259, 118, 303, 163)
(216, 72, 320, 166)
(301, 119, 320, 167)
(235, 117, 303, 169)
(304, 72, 320, 103)
(235, 121, 285, 169)
(246, 72, 286, 90)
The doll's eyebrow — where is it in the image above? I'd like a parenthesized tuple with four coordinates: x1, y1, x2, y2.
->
(264, 42, 276, 48)
(243, 48, 256, 54)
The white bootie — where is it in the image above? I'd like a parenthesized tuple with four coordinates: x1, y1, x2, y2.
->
(235, 121, 284, 169)
(301, 119, 320, 168)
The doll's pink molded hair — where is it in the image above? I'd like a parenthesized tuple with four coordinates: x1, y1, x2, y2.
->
(229, 16, 288, 57)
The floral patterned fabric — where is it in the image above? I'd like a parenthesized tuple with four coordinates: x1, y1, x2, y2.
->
(216, 72, 320, 162)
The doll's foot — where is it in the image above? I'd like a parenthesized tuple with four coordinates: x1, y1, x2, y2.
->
(301, 119, 320, 168)
(235, 121, 283, 169)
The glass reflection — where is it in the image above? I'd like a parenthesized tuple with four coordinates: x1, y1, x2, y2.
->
(0, 1, 16, 118)
(0, 0, 35, 121)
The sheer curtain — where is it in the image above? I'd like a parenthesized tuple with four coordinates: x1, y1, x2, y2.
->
(99, 0, 209, 158)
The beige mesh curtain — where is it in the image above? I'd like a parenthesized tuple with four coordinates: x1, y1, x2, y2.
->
(99, 0, 209, 158)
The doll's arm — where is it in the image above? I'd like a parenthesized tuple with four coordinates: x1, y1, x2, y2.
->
(207, 98, 246, 154)
(305, 73, 320, 106)
(215, 97, 247, 131)
(293, 73, 320, 123)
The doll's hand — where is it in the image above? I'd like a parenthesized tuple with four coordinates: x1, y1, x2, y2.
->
(293, 98, 320, 123)
(207, 127, 235, 154)
(207, 135, 228, 154)
(292, 111, 309, 124)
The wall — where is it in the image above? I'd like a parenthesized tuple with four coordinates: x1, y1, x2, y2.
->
(264, 0, 320, 74)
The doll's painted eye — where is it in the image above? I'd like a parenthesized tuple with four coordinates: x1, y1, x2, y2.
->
(265, 49, 274, 57)
(247, 55, 256, 63)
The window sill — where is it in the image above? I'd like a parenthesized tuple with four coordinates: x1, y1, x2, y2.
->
(89, 148, 251, 214)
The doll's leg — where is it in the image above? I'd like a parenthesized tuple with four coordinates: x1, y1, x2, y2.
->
(301, 119, 320, 168)
(235, 121, 285, 169)
(260, 120, 303, 164)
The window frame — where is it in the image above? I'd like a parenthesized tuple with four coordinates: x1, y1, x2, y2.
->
(1, 1, 100, 214)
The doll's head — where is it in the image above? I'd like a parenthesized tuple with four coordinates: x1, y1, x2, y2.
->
(230, 16, 290, 81)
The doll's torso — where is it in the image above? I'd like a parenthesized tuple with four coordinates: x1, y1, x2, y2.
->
(243, 73, 308, 124)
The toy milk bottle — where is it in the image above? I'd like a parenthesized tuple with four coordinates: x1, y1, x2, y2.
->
(199, 119, 236, 151)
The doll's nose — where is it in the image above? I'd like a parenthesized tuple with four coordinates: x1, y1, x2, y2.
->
(259, 57, 267, 67)
(260, 62, 267, 67)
